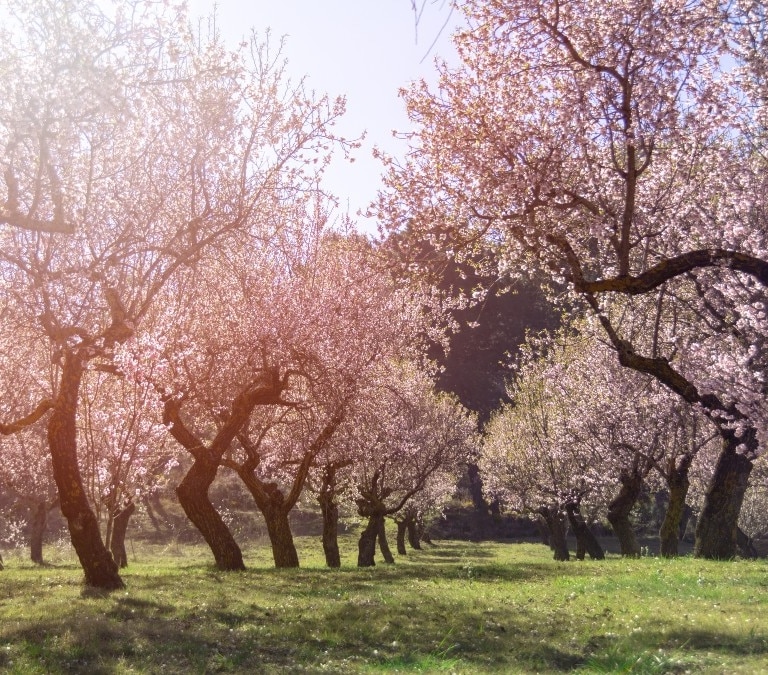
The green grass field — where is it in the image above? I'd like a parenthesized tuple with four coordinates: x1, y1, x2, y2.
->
(1, 537, 766, 673)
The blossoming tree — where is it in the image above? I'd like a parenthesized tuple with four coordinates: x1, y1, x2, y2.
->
(377, 0, 767, 558)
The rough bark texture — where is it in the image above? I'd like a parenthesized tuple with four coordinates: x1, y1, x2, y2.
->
(695, 442, 753, 559)
(29, 499, 49, 565)
(660, 457, 692, 558)
(540, 506, 569, 561)
(110, 501, 136, 568)
(607, 470, 643, 557)
(378, 518, 395, 564)
(358, 514, 382, 567)
(48, 354, 124, 589)
(176, 458, 245, 571)
(318, 490, 341, 568)
(565, 502, 604, 560)
(262, 505, 299, 568)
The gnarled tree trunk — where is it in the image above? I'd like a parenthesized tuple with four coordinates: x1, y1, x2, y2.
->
(695, 439, 753, 559)
(396, 519, 408, 555)
(318, 489, 341, 568)
(49, 353, 124, 589)
(358, 514, 383, 567)
(407, 517, 422, 550)
(378, 518, 395, 563)
(110, 501, 136, 568)
(660, 456, 692, 558)
(262, 504, 299, 569)
(539, 505, 569, 561)
(565, 502, 604, 560)
(176, 458, 245, 571)
(607, 469, 642, 557)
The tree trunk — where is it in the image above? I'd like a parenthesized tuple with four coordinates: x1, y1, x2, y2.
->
(29, 498, 49, 565)
(110, 501, 136, 568)
(48, 353, 124, 589)
(378, 518, 395, 564)
(539, 506, 569, 561)
(607, 470, 642, 557)
(318, 491, 341, 568)
(660, 461, 691, 558)
(407, 517, 422, 550)
(536, 515, 551, 547)
(358, 515, 381, 567)
(736, 527, 758, 559)
(176, 458, 245, 571)
(396, 520, 407, 555)
(263, 506, 299, 568)
(695, 441, 753, 560)
(565, 502, 604, 560)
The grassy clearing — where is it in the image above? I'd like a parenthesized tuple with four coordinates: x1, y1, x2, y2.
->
(0, 537, 766, 673)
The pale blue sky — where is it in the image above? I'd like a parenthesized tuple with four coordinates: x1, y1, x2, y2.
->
(187, 1, 461, 232)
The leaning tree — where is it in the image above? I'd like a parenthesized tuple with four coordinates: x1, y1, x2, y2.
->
(377, 0, 768, 558)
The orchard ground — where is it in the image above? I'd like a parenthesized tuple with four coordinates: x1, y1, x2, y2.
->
(1, 537, 766, 673)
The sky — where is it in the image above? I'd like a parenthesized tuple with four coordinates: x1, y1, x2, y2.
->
(186, 0, 462, 233)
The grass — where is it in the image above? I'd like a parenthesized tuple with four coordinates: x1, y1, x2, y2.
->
(0, 537, 766, 673)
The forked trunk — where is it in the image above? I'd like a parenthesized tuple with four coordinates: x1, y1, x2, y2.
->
(607, 470, 642, 557)
(48, 354, 124, 589)
(110, 501, 136, 568)
(695, 440, 752, 560)
(176, 458, 245, 571)
(318, 491, 341, 568)
(396, 520, 407, 555)
(358, 514, 382, 567)
(660, 461, 691, 558)
(263, 506, 299, 568)
(29, 498, 49, 565)
(539, 505, 569, 561)
(378, 518, 395, 564)
(565, 502, 604, 560)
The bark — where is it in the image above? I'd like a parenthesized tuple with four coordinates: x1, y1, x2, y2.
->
(396, 520, 408, 555)
(565, 502, 604, 560)
(607, 470, 643, 557)
(736, 527, 758, 559)
(176, 458, 245, 571)
(262, 505, 299, 568)
(0, 552, 3, 571)
(407, 518, 422, 550)
(318, 490, 341, 568)
(29, 499, 50, 565)
(358, 514, 383, 567)
(110, 501, 136, 568)
(378, 518, 395, 564)
(695, 440, 753, 559)
(659, 456, 693, 558)
(539, 506, 569, 561)
(536, 515, 551, 547)
(48, 353, 124, 589)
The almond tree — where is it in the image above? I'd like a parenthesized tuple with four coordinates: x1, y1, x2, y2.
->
(377, 0, 767, 559)
(481, 325, 718, 559)
(336, 362, 477, 567)
(0, 0, 351, 587)
(78, 371, 173, 567)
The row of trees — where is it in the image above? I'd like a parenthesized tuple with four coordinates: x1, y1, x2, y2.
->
(377, 0, 768, 559)
(0, 0, 477, 588)
(3, 0, 768, 588)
